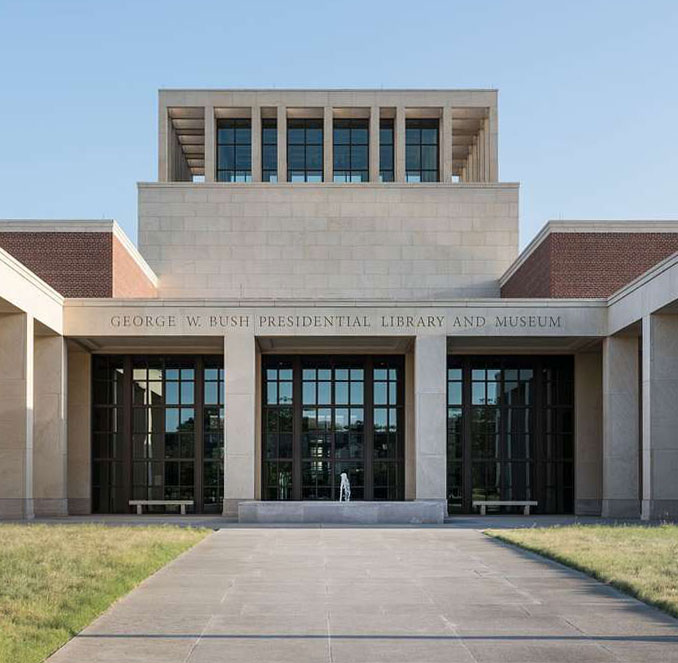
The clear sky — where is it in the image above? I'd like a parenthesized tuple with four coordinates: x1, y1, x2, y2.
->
(1, 0, 676, 247)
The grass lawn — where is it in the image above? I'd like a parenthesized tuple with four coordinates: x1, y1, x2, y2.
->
(488, 524, 678, 617)
(0, 524, 209, 663)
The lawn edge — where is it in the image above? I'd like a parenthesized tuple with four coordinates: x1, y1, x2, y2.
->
(40, 526, 213, 663)
(484, 529, 678, 619)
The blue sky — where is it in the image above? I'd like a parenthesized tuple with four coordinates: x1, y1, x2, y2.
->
(1, 0, 676, 246)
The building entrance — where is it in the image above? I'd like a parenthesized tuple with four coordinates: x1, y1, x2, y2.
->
(262, 355, 405, 501)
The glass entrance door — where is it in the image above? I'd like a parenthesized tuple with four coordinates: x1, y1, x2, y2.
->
(262, 356, 404, 501)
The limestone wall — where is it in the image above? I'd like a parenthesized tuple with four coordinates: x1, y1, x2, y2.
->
(138, 182, 519, 300)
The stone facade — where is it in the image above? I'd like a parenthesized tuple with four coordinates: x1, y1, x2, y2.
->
(138, 183, 518, 300)
(158, 89, 499, 184)
(2, 88, 678, 522)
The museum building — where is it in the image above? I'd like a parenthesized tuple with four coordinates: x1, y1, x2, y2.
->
(1, 89, 678, 523)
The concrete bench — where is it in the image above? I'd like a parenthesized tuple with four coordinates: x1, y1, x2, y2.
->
(473, 500, 538, 515)
(129, 500, 194, 515)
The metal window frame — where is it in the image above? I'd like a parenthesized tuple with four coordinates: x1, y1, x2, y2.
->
(447, 355, 574, 515)
(217, 118, 253, 182)
(379, 118, 395, 182)
(91, 355, 224, 514)
(262, 354, 405, 501)
(405, 118, 440, 182)
(333, 118, 369, 183)
(286, 118, 324, 182)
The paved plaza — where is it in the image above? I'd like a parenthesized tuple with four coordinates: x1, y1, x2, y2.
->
(48, 525, 678, 662)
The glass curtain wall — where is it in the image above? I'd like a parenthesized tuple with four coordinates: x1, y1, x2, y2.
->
(379, 118, 394, 182)
(333, 118, 368, 182)
(287, 119, 323, 181)
(447, 356, 574, 514)
(262, 359, 294, 500)
(261, 118, 277, 182)
(217, 119, 252, 182)
(262, 356, 404, 500)
(92, 356, 125, 513)
(92, 355, 224, 513)
(406, 118, 439, 182)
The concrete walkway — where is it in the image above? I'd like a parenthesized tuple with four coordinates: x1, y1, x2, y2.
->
(47, 527, 678, 663)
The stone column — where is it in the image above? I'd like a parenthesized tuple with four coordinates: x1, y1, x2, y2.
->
(323, 106, 333, 182)
(641, 313, 678, 520)
(223, 333, 257, 516)
(601, 335, 640, 518)
(0, 313, 34, 518)
(574, 350, 603, 515)
(488, 105, 499, 182)
(414, 335, 447, 502)
(67, 342, 91, 514)
(483, 117, 491, 182)
(369, 105, 380, 182)
(158, 103, 169, 182)
(395, 106, 406, 182)
(478, 125, 485, 182)
(251, 106, 262, 183)
(33, 334, 67, 516)
(441, 106, 453, 183)
(277, 105, 287, 182)
(204, 104, 215, 182)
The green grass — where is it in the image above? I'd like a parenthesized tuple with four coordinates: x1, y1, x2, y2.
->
(0, 524, 209, 663)
(487, 524, 678, 617)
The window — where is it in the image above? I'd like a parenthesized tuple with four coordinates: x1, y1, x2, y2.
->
(446, 357, 574, 515)
(379, 118, 394, 182)
(262, 356, 404, 501)
(406, 118, 439, 182)
(202, 359, 225, 512)
(92, 356, 125, 513)
(372, 360, 404, 500)
(301, 363, 365, 500)
(287, 118, 323, 182)
(333, 118, 368, 182)
(92, 355, 224, 514)
(446, 365, 463, 513)
(262, 118, 277, 182)
(217, 118, 251, 182)
(263, 361, 294, 500)
(131, 358, 197, 511)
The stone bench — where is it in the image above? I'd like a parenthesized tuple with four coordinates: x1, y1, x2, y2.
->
(473, 500, 538, 515)
(129, 500, 194, 515)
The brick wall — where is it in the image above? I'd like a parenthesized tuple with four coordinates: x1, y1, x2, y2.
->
(502, 232, 678, 298)
(0, 231, 157, 298)
(0, 232, 113, 297)
(500, 235, 552, 298)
